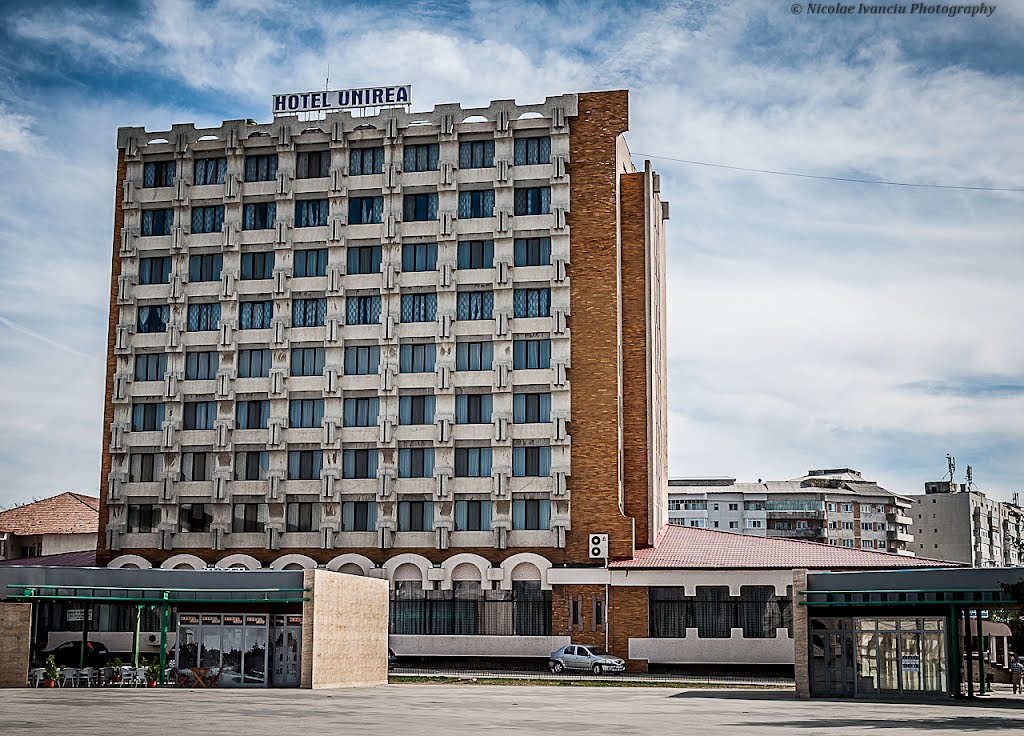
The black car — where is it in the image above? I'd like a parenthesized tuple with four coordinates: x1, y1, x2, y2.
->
(43, 641, 110, 667)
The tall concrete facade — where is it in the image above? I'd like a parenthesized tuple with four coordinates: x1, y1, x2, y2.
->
(908, 482, 1024, 567)
(668, 469, 915, 554)
(97, 90, 669, 654)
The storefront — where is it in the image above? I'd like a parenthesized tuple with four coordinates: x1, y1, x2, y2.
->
(176, 612, 302, 687)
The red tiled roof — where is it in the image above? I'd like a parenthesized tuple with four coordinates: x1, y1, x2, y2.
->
(609, 525, 963, 570)
(0, 550, 98, 567)
(0, 492, 99, 536)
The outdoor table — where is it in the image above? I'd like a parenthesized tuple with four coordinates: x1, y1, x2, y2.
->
(189, 667, 210, 687)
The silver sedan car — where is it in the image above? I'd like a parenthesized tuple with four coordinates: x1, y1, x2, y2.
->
(549, 644, 626, 675)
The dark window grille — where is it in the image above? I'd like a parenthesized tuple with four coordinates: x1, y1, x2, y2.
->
(389, 588, 552, 636)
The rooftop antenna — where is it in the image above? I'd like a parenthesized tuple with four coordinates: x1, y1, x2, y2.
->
(966, 464, 974, 491)
(946, 454, 956, 487)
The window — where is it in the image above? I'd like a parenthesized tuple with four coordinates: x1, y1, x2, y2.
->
(455, 394, 493, 424)
(244, 154, 278, 182)
(191, 206, 224, 233)
(179, 503, 212, 533)
(294, 248, 328, 278)
(346, 295, 381, 325)
(688, 519, 706, 528)
(291, 347, 325, 376)
(141, 209, 173, 236)
(243, 202, 276, 230)
(455, 448, 492, 478)
(342, 449, 378, 479)
(180, 451, 213, 481)
(127, 504, 160, 533)
(827, 503, 836, 512)
(840, 503, 853, 512)
(456, 239, 494, 270)
(403, 193, 437, 221)
(455, 499, 492, 530)
(747, 520, 764, 529)
(286, 501, 321, 532)
(398, 500, 434, 532)
(398, 447, 434, 478)
(297, 150, 331, 179)
(187, 303, 221, 331)
(458, 190, 494, 219)
(188, 254, 222, 282)
(514, 136, 551, 165)
(137, 305, 168, 333)
(402, 242, 437, 272)
(399, 395, 435, 425)
(288, 450, 323, 480)
(344, 345, 379, 375)
(457, 291, 493, 320)
(459, 140, 494, 169)
(286, 399, 321, 429)
(401, 293, 436, 322)
(240, 252, 274, 281)
(729, 521, 739, 529)
(349, 196, 384, 225)
(842, 539, 855, 548)
(729, 503, 739, 511)
(842, 521, 855, 530)
(456, 341, 493, 371)
(134, 353, 167, 382)
(185, 351, 218, 380)
(292, 298, 327, 327)
(129, 453, 162, 482)
(183, 400, 217, 430)
(860, 504, 873, 513)
(234, 451, 269, 480)
(514, 237, 551, 267)
(342, 501, 377, 531)
(861, 540, 874, 549)
(295, 199, 328, 227)
(512, 445, 551, 477)
(513, 393, 551, 423)
(399, 343, 435, 373)
(861, 522, 873, 531)
(403, 143, 439, 172)
(239, 300, 273, 329)
(343, 397, 379, 427)
(512, 499, 551, 530)
(236, 399, 270, 429)
(232, 503, 269, 533)
(139, 256, 172, 285)
(194, 157, 226, 186)
(514, 187, 551, 216)
(143, 160, 175, 188)
(347, 245, 382, 275)
(238, 349, 271, 378)
(350, 147, 384, 176)
(131, 402, 165, 432)
(513, 339, 551, 370)
(514, 288, 550, 318)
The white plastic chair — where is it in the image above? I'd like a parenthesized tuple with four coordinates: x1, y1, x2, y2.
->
(99, 666, 114, 686)
(133, 666, 147, 687)
(119, 665, 134, 687)
(59, 667, 77, 687)
(78, 667, 96, 687)
(28, 668, 45, 687)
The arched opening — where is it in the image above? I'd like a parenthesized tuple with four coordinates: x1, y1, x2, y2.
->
(339, 563, 365, 576)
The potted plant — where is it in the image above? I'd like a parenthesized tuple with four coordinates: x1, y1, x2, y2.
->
(109, 657, 123, 684)
(144, 657, 160, 687)
(43, 655, 59, 688)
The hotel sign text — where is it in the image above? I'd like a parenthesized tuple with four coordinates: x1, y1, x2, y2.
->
(273, 85, 411, 114)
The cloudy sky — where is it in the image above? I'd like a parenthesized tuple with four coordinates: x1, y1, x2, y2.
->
(0, 0, 1021, 509)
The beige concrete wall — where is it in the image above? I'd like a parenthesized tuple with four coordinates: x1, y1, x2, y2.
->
(42, 533, 96, 555)
(0, 603, 32, 688)
(301, 569, 389, 689)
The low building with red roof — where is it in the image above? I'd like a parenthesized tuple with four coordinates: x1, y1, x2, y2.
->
(0, 492, 98, 562)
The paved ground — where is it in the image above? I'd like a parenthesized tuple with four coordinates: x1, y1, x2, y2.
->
(3, 684, 1024, 735)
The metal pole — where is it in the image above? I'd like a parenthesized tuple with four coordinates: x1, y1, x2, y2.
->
(965, 609, 975, 697)
(977, 609, 987, 695)
(948, 605, 960, 697)
(79, 603, 90, 669)
(159, 592, 169, 686)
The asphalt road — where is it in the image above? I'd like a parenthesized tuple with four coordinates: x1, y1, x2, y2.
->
(3, 684, 1023, 735)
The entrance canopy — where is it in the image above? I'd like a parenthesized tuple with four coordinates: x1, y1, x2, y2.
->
(804, 567, 1022, 609)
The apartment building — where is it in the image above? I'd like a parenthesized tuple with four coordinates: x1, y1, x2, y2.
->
(908, 482, 1024, 567)
(96, 89, 671, 660)
(668, 469, 915, 554)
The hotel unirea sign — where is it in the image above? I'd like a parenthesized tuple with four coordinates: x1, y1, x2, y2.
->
(273, 85, 411, 114)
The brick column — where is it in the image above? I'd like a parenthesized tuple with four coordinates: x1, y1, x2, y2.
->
(0, 603, 32, 688)
(792, 568, 810, 699)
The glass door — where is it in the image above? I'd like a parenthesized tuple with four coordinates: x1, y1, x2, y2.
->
(270, 615, 302, 687)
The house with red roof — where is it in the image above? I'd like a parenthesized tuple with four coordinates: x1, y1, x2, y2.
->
(0, 492, 99, 562)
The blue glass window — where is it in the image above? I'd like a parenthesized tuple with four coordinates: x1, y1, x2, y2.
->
(191, 206, 224, 234)
(512, 446, 551, 477)
(455, 394, 492, 424)
(343, 397, 379, 427)
(342, 501, 377, 531)
(514, 136, 551, 165)
(458, 190, 494, 219)
(401, 293, 436, 323)
(289, 398, 324, 428)
(136, 305, 169, 333)
(297, 151, 331, 179)
(287, 450, 323, 480)
(292, 298, 327, 327)
(513, 288, 550, 318)
(342, 449, 378, 479)
(244, 154, 278, 182)
(291, 347, 325, 376)
(134, 353, 167, 381)
(236, 399, 270, 430)
(457, 291, 493, 320)
(403, 144, 439, 172)
(459, 140, 494, 169)
(346, 295, 381, 325)
(403, 193, 437, 221)
(402, 243, 437, 272)
(141, 209, 173, 236)
(243, 202, 276, 230)
(349, 196, 384, 225)
(457, 240, 493, 269)
(397, 499, 433, 531)
(514, 237, 551, 267)
(185, 351, 218, 380)
(513, 339, 551, 370)
(183, 400, 217, 430)
(454, 499, 492, 530)
(344, 345, 379, 375)
(350, 147, 384, 176)
(187, 303, 221, 331)
(194, 157, 226, 186)
(454, 450, 493, 480)
(513, 393, 551, 423)
(240, 251, 274, 280)
(514, 187, 551, 216)
(295, 199, 328, 227)
(294, 249, 328, 278)
(139, 256, 172, 285)
(456, 341, 493, 371)
(131, 402, 165, 432)
(399, 395, 435, 425)
(239, 300, 273, 330)
(347, 246, 381, 275)
(188, 254, 222, 282)
(513, 499, 551, 530)
(398, 448, 435, 479)
(143, 160, 175, 188)
(237, 349, 271, 378)
(399, 343, 435, 373)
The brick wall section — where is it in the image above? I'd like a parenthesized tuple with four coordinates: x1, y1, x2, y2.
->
(97, 149, 127, 566)
(618, 172, 652, 548)
(0, 602, 32, 687)
(551, 584, 607, 651)
(609, 585, 649, 671)
(566, 90, 636, 562)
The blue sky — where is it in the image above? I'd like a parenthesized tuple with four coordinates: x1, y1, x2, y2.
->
(0, 0, 1022, 508)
